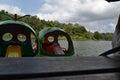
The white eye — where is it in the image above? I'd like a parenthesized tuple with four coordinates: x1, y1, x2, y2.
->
(48, 36, 54, 42)
(17, 34, 26, 42)
(2, 33, 13, 41)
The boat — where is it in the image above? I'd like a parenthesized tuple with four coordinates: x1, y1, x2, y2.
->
(0, 0, 120, 79)
(0, 14, 74, 57)
(38, 27, 74, 56)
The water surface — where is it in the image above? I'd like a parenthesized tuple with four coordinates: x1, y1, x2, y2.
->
(59, 40, 112, 56)
(73, 41, 112, 56)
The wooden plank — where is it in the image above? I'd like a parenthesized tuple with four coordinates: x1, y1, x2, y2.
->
(33, 73, 120, 80)
(0, 56, 120, 79)
(12, 73, 120, 80)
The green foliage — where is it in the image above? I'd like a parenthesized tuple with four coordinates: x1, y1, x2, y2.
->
(0, 10, 113, 41)
(94, 31, 102, 40)
(0, 10, 13, 21)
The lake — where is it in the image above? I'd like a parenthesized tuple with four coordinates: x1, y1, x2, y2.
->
(59, 40, 112, 56)
(73, 41, 112, 56)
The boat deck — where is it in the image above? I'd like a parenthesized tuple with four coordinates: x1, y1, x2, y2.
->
(0, 56, 120, 80)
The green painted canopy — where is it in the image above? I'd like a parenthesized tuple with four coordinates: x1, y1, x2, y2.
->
(0, 20, 37, 57)
(0, 20, 36, 35)
(38, 27, 74, 56)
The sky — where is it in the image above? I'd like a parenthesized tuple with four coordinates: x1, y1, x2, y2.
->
(0, 0, 120, 33)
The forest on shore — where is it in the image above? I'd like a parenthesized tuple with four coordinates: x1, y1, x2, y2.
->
(0, 10, 113, 41)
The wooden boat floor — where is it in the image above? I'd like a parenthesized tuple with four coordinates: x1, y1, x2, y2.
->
(0, 56, 120, 80)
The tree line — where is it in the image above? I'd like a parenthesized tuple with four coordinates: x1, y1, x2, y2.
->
(0, 10, 113, 41)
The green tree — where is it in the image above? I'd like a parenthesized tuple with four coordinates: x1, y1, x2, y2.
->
(94, 31, 102, 40)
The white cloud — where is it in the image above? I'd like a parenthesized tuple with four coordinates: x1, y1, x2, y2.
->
(37, 0, 120, 33)
(0, 4, 24, 15)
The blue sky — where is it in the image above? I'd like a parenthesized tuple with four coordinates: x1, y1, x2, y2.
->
(0, 0, 45, 14)
(0, 0, 120, 33)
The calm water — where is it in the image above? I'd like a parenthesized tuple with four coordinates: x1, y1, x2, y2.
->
(73, 41, 112, 56)
(59, 40, 112, 56)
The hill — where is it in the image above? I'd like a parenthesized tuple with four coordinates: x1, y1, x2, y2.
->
(0, 10, 113, 41)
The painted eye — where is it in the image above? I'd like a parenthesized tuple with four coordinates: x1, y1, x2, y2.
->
(17, 34, 26, 42)
(2, 33, 13, 41)
(48, 36, 54, 42)
(58, 35, 68, 51)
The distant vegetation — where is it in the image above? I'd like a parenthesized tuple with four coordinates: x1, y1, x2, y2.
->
(0, 10, 113, 41)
